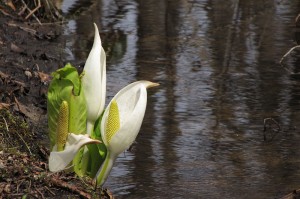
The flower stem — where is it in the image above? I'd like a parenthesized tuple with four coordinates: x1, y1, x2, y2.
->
(95, 151, 115, 187)
(86, 121, 94, 136)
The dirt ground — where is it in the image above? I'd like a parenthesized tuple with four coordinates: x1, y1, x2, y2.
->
(0, 1, 112, 198)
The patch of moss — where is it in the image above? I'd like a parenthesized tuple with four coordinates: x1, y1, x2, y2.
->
(0, 109, 38, 155)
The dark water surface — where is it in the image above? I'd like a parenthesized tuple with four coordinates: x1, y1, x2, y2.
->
(58, 0, 300, 198)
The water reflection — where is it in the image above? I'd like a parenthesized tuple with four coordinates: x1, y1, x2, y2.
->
(59, 0, 300, 198)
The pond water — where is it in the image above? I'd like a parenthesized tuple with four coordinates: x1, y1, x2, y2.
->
(57, 0, 300, 198)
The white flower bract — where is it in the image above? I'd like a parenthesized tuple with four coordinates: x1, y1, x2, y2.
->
(95, 80, 159, 186)
(82, 23, 106, 135)
(49, 133, 100, 172)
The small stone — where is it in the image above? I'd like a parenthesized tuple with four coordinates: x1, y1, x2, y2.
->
(4, 184, 11, 193)
(7, 156, 13, 163)
(0, 161, 5, 169)
(24, 70, 32, 79)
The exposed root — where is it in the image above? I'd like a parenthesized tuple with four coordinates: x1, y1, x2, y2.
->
(49, 176, 92, 199)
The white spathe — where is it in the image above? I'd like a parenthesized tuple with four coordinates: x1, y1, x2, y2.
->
(95, 80, 159, 186)
(82, 23, 106, 135)
(49, 133, 100, 172)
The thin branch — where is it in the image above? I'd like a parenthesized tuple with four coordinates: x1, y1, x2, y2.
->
(35, 187, 45, 199)
(279, 45, 300, 74)
(25, 0, 41, 20)
(50, 177, 91, 199)
(20, 0, 41, 24)
(44, 186, 55, 196)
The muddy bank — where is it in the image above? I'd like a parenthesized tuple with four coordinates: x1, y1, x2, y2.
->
(0, 9, 64, 122)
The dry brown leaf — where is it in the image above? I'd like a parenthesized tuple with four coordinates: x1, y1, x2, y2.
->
(10, 43, 24, 54)
(6, 0, 16, 11)
(38, 72, 51, 83)
(0, 103, 10, 110)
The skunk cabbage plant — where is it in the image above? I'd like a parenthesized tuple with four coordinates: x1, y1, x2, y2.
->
(47, 64, 86, 149)
(48, 99, 101, 172)
(95, 81, 159, 186)
(47, 63, 104, 176)
(47, 23, 159, 188)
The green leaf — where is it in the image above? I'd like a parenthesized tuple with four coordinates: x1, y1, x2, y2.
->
(47, 63, 109, 178)
(47, 63, 86, 149)
(87, 114, 107, 178)
(52, 63, 81, 96)
(73, 147, 90, 177)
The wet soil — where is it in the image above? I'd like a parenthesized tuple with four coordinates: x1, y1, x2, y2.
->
(0, 2, 110, 199)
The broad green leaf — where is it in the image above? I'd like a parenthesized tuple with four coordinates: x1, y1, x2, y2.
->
(47, 63, 88, 176)
(51, 63, 81, 96)
(47, 63, 86, 149)
(48, 79, 72, 149)
(69, 86, 91, 176)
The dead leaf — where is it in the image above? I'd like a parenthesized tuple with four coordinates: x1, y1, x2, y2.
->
(6, 0, 16, 11)
(13, 97, 43, 122)
(0, 71, 9, 79)
(0, 103, 10, 110)
(38, 72, 51, 83)
(10, 43, 24, 54)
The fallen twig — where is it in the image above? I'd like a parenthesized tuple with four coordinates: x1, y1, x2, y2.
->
(44, 186, 55, 196)
(25, 0, 41, 20)
(16, 179, 25, 193)
(20, 0, 41, 24)
(7, 22, 37, 35)
(50, 177, 91, 199)
(36, 187, 45, 199)
(279, 45, 300, 74)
